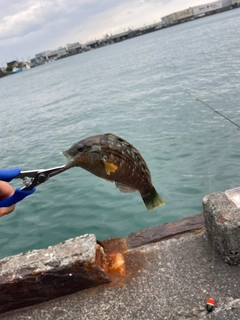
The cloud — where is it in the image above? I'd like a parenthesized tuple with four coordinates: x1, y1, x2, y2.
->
(1, 0, 106, 39)
(50, 0, 170, 46)
(54, 0, 205, 44)
(0, 0, 210, 65)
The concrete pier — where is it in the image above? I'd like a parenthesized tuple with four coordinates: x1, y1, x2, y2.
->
(203, 188, 240, 265)
(0, 234, 110, 313)
(0, 191, 239, 319)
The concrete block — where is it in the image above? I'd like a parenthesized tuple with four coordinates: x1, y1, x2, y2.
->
(0, 234, 110, 314)
(203, 189, 240, 265)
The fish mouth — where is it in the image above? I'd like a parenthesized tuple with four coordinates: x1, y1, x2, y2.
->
(61, 150, 72, 161)
(61, 150, 75, 168)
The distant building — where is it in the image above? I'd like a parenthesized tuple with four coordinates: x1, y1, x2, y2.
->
(66, 42, 83, 54)
(162, 7, 193, 25)
(35, 51, 51, 62)
(110, 29, 137, 43)
(19, 61, 31, 70)
(26, 0, 237, 69)
(43, 47, 68, 60)
(174, 7, 193, 21)
(85, 40, 99, 49)
(111, 31, 131, 42)
(30, 58, 37, 67)
(7, 60, 19, 68)
(47, 50, 58, 61)
(193, 0, 222, 16)
(231, 0, 240, 6)
(222, 0, 232, 7)
(0, 68, 7, 78)
(162, 0, 235, 25)
(56, 47, 68, 58)
(138, 25, 157, 34)
(155, 22, 168, 30)
(97, 35, 113, 46)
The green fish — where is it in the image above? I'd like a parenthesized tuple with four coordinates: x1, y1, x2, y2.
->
(62, 133, 165, 210)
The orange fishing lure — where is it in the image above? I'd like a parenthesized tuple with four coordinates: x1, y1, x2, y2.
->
(206, 298, 215, 313)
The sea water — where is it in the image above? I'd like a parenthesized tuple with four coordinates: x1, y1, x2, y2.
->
(1, 9, 240, 259)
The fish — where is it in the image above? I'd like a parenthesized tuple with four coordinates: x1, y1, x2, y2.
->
(62, 133, 165, 210)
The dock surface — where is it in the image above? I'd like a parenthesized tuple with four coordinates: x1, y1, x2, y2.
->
(2, 230, 240, 320)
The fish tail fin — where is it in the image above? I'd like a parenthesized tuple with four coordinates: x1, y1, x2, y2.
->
(142, 186, 165, 211)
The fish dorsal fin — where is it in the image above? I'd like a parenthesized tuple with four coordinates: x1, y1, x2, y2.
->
(115, 182, 137, 193)
(104, 161, 118, 175)
(105, 133, 119, 139)
(105, 133, 125, 142)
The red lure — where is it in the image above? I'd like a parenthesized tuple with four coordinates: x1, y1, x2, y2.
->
(206, 298, 215, 313)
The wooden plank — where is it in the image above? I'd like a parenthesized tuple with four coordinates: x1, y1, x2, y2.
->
(0, 234, 110, 314)
(126, 213, 205, 248)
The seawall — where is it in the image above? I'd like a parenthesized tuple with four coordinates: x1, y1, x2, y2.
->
(1, 189, 240, 319)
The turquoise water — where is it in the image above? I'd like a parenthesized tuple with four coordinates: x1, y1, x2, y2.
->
(1, 10, 240, 259)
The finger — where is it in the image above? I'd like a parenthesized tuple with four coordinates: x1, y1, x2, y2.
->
(0, 204, 16, 217)
(0, 181, 15, 199)
(0, 181, 15, 216)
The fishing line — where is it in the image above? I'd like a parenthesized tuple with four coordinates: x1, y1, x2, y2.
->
(203, 143, 216, 320)
(185, 91, 240, 130)
(186, 90, 222, 318)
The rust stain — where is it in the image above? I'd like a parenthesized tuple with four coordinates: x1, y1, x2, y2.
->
(96, 217, 206, 288)
(94, 237, 147, 287)
(100, 237, 128, 254)
(95, 244, 107, 270)
(192, 227, 206, 234)
(97, 238, 130, 285)
(98, 238, 127, 284)
(217, 214, 226, 224)
(78, 247, 149, 301)
(106, 253, 126, 278)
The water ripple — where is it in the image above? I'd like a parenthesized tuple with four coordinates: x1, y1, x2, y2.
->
(0, 10, 240, 258)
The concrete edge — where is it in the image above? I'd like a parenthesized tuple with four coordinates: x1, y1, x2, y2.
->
(0, 213, 205, 314)
(125, 212, 205, 249)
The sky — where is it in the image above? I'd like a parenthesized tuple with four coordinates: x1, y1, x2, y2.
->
(0, 0, 208, 66)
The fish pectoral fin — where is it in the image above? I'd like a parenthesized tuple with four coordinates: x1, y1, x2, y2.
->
(115, 182, 137, 193)
(104, 161, 118, 175)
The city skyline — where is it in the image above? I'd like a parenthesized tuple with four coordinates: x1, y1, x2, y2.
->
(0, 0, 214, 66)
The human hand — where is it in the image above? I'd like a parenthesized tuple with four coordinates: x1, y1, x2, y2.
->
(0, 181, 16, 217)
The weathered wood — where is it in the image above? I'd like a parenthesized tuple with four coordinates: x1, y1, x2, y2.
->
(0, 234, 110, 314)
(126, 213, 205, 248)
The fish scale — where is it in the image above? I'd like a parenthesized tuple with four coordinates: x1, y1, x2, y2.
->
(62, 133, 165, 211)
(103, 136, 150, 172)
(103, 147, 149, 185)
(103, 146, 146, 175)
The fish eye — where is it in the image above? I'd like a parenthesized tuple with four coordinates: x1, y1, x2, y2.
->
(77, 144, 85, 153)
